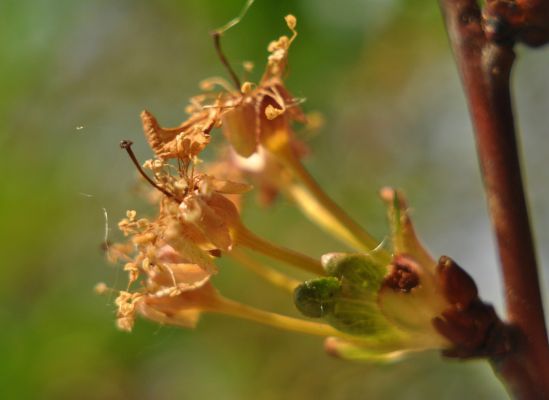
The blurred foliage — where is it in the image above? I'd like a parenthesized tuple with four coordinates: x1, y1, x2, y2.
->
(3, 0, 548, 398)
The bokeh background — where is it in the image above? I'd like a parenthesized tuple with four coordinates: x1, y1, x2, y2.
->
(2, 0, 549, 399)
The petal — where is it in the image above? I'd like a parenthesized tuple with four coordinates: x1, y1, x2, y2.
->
(166, 225, 218, 275)
(142, 282, 220, 313)
(195, 198, 233, 252)
(155, 244, 184, 263)
(141, 110, 182, 156)
(258, 95, 291, 155)
(137, 300, 201, 329)
(141, 109, 213, 160)
(204, 192, 241, 229)
(222, 102, 258, 157)
(273, 83, 306, 123)
(150, 263, 211, 290)
(205, 177, 253, 195)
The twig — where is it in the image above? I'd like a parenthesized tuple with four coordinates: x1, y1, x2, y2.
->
(438, 0, 549, 397)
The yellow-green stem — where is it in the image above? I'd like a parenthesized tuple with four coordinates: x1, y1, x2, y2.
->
(229, 249, 300, 293)
(285, 183, 391, 266)
(214, 296, 436, 351)
(235, 225, 324, 275)
(285, 183, 362, 249)
(216, 296, 346, 338)
(277, 145, 387, 257)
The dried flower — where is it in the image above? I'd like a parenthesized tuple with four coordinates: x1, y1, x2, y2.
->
(100, 10, 502, 367)
(141, 109, 215, 161)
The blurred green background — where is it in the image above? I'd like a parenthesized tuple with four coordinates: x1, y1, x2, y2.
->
(3, 0, 549, 398)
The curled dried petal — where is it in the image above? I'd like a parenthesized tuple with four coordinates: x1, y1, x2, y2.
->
(198, 175, 252, 195)
(141, 109, 214, 160)
(137, 301, 201, 328)
(222, 102, 258, 157)
(150, 263, 211, 291)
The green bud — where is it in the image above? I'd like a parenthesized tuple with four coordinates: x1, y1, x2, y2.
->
(295, 252, 392, 336)
(328, 297, 389, 335)
(322, 253, 385, 298)
(294, 278, 340, 318)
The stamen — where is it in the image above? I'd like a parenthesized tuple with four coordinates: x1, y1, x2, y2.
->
(211, 32, 241, 90)
(120, 140, 180, 201)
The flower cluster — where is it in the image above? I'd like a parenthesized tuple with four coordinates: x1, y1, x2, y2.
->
(101, 12, 502, 363)
(102, 14, 325, 334)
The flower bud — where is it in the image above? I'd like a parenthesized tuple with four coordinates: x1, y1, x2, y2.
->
(436, 256, 478, 310)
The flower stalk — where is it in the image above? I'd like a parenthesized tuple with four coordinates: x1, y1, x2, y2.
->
(214, 296, 348, 338)
(229, 249, 300, 293)
(235, 224, 324, 275)
(280, 149, 385, 255)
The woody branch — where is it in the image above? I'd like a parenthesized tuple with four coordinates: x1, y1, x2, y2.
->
(437, 0, 549, 397)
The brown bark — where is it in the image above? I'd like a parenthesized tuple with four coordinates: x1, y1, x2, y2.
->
(438, 0, 549, 398)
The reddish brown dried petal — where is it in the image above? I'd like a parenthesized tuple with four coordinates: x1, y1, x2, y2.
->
(137, 301, 201, 328)
(222, 102, 258, 157)
(150, 262, 211, 290)
(141, 109, 212, 160)
(195, 199, 233, 251)
(201, 176, 253, 195)
(142, 282, 220, 312)
(258, 95, 292, 154)
(203, 192, 241, 229)
(273, 83, 306, 124)
(141, 110, 183, 156)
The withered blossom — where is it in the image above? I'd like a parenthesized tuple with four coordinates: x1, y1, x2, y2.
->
(110, 203, 220, 331)
(140, 108, 216, 162)
(104, 16, 326, 330)
(100, 11, 501, 369)
(219, 15, 306, 158)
